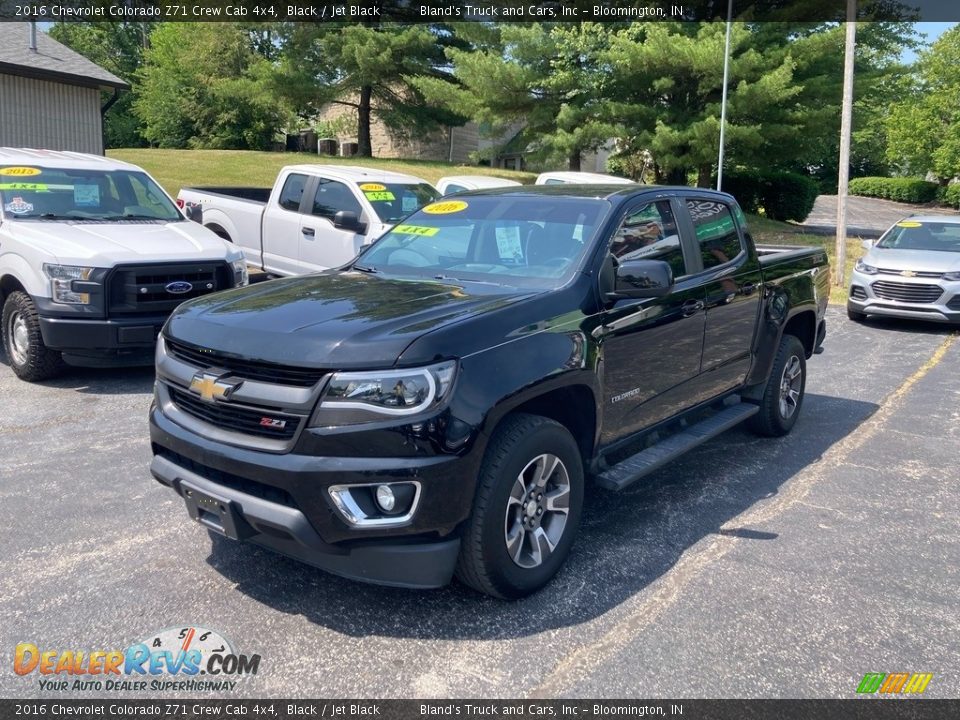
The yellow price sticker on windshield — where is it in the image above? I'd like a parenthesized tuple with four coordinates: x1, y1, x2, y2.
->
(393, 224, 439, 237)
(0, 183, 48, 191)
(423, 200, 468, 215)
(0, 167, 42, 177)
(359, 183, 386, 192)
(364, 190, 395, 201)
(896, 221, 922, 227)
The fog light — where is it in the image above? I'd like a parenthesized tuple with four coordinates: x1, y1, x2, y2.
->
(375, 485, 396, 512)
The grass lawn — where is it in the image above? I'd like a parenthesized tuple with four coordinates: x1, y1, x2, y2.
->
(109, 149, 860, 303)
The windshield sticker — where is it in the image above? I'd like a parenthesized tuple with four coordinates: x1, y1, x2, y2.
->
(393, 224, 439, 237)
(74, 184, 100, 207)
(4, 197, 34, 214)
(402, 195, 419, 212)
(0, 166, 42, 177)
(0, 182, 49, 191)
(496, 226, 523, 260)
(359, 183, 386, 192)
(423, 200, 468, 215)
(364, 190, 395, 201)
(897, 221, 922, 228)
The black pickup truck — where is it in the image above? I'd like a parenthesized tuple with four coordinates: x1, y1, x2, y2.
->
(149, 186, 828, 598)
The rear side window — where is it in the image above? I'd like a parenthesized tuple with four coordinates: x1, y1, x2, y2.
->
(686, 199, 743, 269)
(312, 179, 362, 221)
(443, 184, 467, 195)
(278, 173, 308, 212)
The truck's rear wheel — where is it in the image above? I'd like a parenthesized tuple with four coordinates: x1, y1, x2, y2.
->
(456, 413, 583, 599)
(2, 291, 64, 382)
(748, 333, 806, 437)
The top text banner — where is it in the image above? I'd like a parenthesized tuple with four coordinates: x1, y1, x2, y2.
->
(1, 0, 958, 23)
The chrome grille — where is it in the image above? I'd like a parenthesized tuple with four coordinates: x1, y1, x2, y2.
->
(108, 262, 229, 314)
(871, 281, 943, 304)
(169, 386, 301, 440)
(165, 338, 325, 387)
(876, 268, 943, 279)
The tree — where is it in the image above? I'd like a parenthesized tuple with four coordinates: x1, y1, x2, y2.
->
(886, 25, 960, 183)
(48, 22, 152, 148)
(275, 20, 466, 157)
(413, 23, 619, 170)
(133, 23, 290, 150)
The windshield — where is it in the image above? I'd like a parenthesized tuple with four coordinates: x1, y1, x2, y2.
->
(357, 195, 608, 288)
(876, 221, 960, 253)
(0, 166, 181, 221)
(357, 182, 439, 224)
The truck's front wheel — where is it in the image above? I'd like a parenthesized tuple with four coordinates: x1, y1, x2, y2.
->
(456, 413, 584, 599)
(2, 291, 64, 382)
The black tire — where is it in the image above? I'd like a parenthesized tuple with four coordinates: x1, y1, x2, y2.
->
(847, 306, 867, 322)
(456, 413, 584, 599)
(748, 333, 806, 438)
(2, 291, 64, 382)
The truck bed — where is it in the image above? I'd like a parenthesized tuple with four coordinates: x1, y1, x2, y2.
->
(756, 243, 827, 267)
(182, 187, 271, 205)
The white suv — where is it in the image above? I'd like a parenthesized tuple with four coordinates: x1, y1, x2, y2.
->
(0, 148, 247, 381)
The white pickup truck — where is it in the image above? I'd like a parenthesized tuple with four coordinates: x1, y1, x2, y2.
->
(0, 148, 248, 382)
(177, 165, 440, 276)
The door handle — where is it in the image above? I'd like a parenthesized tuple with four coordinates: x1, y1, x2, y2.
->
(302, 227, 315, 238)
(681, 299, 704, 317)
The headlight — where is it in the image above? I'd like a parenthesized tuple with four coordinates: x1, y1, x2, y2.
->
(310, 360, 457, 426)
(231, 258, 249, 287)
(855, 259, 878, 275)
(943, 271, 960, 281)
(42, 264, 94, 304)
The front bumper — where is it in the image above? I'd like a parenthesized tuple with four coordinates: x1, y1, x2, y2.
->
(149, 404, 476, 589)
(39, 314, 167, 365)
(848, 271, 960, 324)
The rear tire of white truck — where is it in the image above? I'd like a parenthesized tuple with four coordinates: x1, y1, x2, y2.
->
(748, 334, 806, 437)
(2, 291, 64, 382)
(455, 413, 584, 599)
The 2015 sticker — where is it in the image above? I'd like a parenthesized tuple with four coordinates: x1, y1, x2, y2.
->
(0, 167, 42, 177)
(364, 191, 395, 201)
(423, 200, 468, 215)
(896, 221, 922, 228)
(4, 197, 34, 214)
(393, 224, 439, 237)
(359, 183, 386, 192)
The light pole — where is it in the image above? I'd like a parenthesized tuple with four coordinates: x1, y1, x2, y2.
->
(834, 0, 857, 287)
(716, 0, 733, 191)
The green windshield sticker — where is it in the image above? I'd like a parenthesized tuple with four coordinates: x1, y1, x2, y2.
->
(0, 183, 49, 191)
(364, 190, 395, 201)
(393, 224, 439, 237)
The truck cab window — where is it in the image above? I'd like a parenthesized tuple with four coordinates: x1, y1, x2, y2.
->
(312, 179, 362, 222)
(278, 174, 308, 212)
(687, 199, 743, 269)
(610, 200, 686, 277)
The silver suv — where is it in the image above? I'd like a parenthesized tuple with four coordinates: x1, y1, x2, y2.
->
(848, 215, 960, 324)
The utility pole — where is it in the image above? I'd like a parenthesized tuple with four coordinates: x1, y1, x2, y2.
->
(717, 0, 734, 191)
(834, 0, 857, 287)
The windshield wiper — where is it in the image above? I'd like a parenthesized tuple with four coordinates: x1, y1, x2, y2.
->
(433, 274, 504, 287)
(103, 214, 164, 221)
(352, 264, 378, 274)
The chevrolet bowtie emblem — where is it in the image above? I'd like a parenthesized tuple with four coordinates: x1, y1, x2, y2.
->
(900, 270, 918, 278)
(189, 371, 243, 402)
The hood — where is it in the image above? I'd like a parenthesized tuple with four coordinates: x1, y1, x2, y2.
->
(5, 219, 235, 265)
(165, 271, 535, 369)
(865, 247, 960, 274)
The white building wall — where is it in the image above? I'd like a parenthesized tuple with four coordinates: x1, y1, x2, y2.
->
(0, 74, 103, 154)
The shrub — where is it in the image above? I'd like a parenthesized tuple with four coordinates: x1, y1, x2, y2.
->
(720, 169, 819, 222)
(848, 177, 938, 204)
(937, 183, 960, 209)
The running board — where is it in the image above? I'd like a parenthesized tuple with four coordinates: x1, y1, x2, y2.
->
(595, 403, 760, 491)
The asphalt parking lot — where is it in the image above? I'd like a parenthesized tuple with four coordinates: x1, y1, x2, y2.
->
(1, 307, 957, 699)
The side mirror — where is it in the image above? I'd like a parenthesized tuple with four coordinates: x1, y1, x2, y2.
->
(334, 210, 365, 234)
(861, 238, 875, 251)
(184, 202, 203, 224)
(612, 259, 674, 299)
